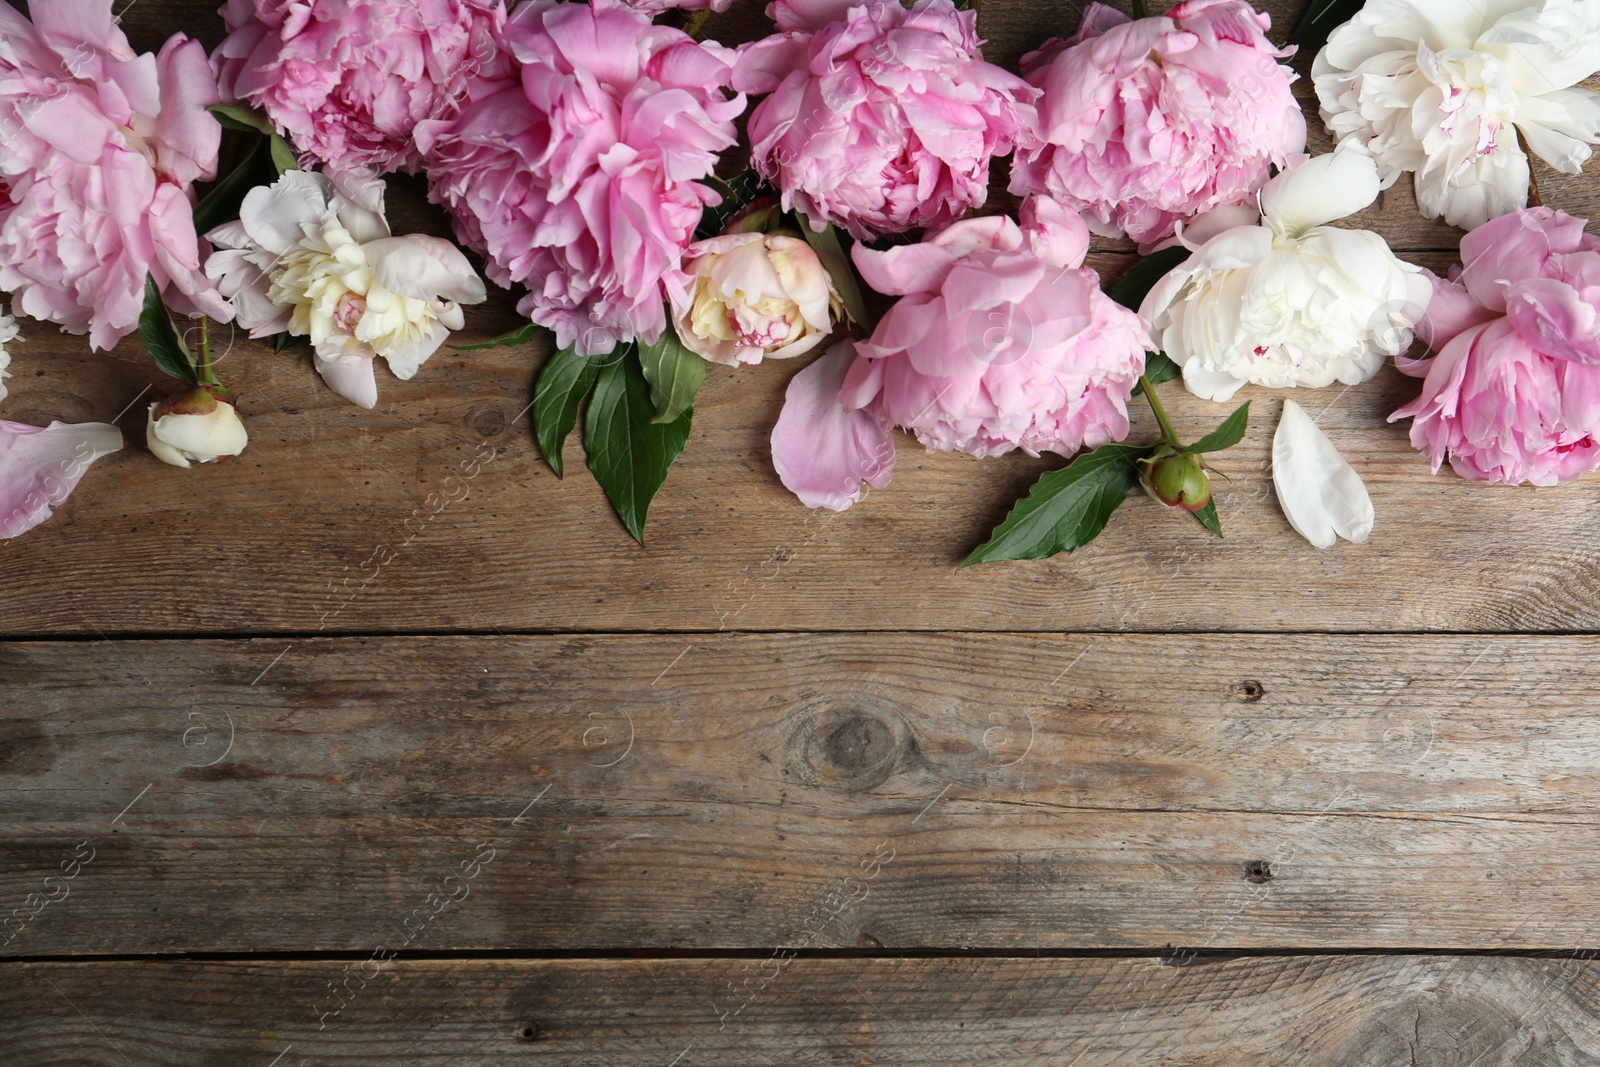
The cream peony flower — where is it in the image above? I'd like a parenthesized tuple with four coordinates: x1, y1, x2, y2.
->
(0, 311, 18, 405)
(674, 233, 843, 366)
(1140, 140, 1434, 404)
(146, 388, 249, 468)
(1313, 0, 1600, 231)
(205, 170, 487, 408)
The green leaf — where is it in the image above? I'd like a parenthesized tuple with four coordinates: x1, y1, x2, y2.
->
(454, 321, 539, 351)
(1188, 401, 1251, 454)
(798, 215, 871, 330)
(139, 276, 197, 385)
(583, 349, 692, 543)
(638, 323, 708, 425)
(207, 103, 275, 135)
(269, 133, 298, 174)
(1106, 246, 1191, 311)
(192, 136, 278, 236)
(1131, 351, 1182, 397)
(1191, 499, 1223, 538)
(532, 344, 601, 478)
(963, 444, 1152, 566)
(1289, 0, 1365, 50)
(272, 332, 295, 353)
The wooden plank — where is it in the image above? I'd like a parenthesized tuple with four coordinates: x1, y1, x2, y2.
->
(5, 954, 1600, 1064)
(6, 633, 1600, 954)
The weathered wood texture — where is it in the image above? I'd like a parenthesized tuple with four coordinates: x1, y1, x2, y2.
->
(4, 633, 1600, 955)
(6, 955, 1600, 1065)
(3, 4, 1598, 636)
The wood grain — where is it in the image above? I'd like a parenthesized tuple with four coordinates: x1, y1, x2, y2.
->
(6, 954, 1600, 1065)
(5, 633, 1600, 955)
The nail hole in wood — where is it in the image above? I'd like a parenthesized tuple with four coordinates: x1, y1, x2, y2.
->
(1245, 860, 1274, 884)
(1231, 680, 1265, 702)
(512, 1022, 542, 1042)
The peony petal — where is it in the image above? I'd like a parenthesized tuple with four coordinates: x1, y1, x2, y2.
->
(0, 420, 123, 539)
(235, 170, 334, 255)
(1260, 140, 1381, 237)
(771, 342, 896, 511)
(315, 355, 380, 409)
(1272, 398, 1374, 549)
(364, 236, 488, 304)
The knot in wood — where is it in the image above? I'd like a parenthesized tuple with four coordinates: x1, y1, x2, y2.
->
(464, 404, 509, 444)
(792, 700, 911, 792)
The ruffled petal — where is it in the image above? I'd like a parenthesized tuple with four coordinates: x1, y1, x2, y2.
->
(771, 342, 896, 511)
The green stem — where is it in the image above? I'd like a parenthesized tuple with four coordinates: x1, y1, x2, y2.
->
(1139, 374, 1181, 448)
(197, 317, 218, 386)
(1131, 0, 1148, 17)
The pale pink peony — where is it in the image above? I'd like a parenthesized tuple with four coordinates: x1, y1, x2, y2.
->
(732, 0, 1038, 241)
(771, 198, 1152, 510)
(214, 0, 512, 176)
(1390, 207, 1600, 486)
(0, 0, 230, 350)
(1010, 0, 1304, 246)
(416, 0, 743, 356)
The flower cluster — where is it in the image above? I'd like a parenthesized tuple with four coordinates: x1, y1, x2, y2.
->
(733, 0, 1038, 240)
(214, 0, 513, 175)
(6, 0, 1600, 557)
(1142, 140, 1432, 402)
(772, 197, 1151, 510)
(417, 0, 743, 356)
(1391, 207, 1600, 485)
(1314, 0, 1600, 230)
(1011, 0, 1305, 245)
(0, 0, 229, 350)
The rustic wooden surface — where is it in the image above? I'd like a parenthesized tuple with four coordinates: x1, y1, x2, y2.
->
(5, 0, 1600, 1062)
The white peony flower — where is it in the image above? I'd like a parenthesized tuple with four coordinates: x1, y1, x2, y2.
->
(205, 170, 487, 408)
(1273, 398, 1374, 549)
(146, 388, 249, 468)
(0, 311, 18, 405)
(1313, 0, 1600, 231)
(1140, 140, 1434, 404)
(675, 233, 843, 366)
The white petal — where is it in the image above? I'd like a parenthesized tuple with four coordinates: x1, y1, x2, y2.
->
(363, 236, 487, 304)
(328, 167, 392, 243)
(236, 170, 334, 255)
(1272, 398, 1375, 549)
(1261, 140, 1382, 237)
(1180, 357, 1248, 402)
(316, 355, 379, 409)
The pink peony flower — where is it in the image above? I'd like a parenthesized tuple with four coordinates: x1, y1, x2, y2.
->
(214, 0, 512, 176)
(1390, 207, 1600, 486)
(771, 198, 1152, 510)
(416, 0, 743, 356)
(1009, 0, 1304, 246)
(0, 0, 230, 350)
(732, 0, 1038, 241)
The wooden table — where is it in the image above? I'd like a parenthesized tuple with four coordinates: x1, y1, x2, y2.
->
(5, 1, 1600, 1062)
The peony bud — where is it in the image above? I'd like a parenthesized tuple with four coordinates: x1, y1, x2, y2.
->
(674, 232, 843, 366)
(1139, 446, 1211, 512)
(147, 387, 249, 468)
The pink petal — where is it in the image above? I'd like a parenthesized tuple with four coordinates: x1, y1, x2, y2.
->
(772, 342, 896, 511)
(0, 420, 123, 540)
